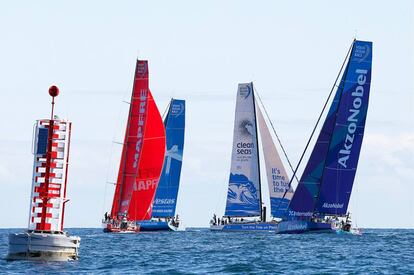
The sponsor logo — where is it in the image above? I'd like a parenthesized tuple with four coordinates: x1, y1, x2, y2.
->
(137, 61, 148, 77)
(133, 179, 158, 191)
(239, 84, 251, 99)
(171, 102, 184, 117)
(154, 198, 176, 205)
(288, 210, 313, 217)
(338, 68, 368, 168)
(354, 44, 370, 62)
(322, 202, 344, 209)
(236, 142, 254, 155)
(287, 223, 308, 231)
(133, 89, 148, 168)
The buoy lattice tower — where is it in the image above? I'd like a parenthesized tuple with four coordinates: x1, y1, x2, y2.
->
(29, 85, 71, 232)
(7, 86, 80, 261)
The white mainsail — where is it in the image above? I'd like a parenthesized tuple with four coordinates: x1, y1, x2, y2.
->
(224, 83, 261, 217)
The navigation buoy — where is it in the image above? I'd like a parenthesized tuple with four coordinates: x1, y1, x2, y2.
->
(7, 86, 80, 261)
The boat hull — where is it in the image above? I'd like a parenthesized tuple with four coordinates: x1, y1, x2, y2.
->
(210, 222, 277, 232)
(103, 222, 140, 233)
(275, 220, 334, 234)
(7, 231, 80, 261)
(137, 221, 178, 232)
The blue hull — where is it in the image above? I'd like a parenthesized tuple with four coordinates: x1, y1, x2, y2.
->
(136, 221, 177, 232)
(210, 222, 277, 232)
(275, 220, 334, 234)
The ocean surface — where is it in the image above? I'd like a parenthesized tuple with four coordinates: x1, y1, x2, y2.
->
(0, 228, 413, 274)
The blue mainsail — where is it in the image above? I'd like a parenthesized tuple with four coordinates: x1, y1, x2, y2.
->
(151, 99, 185, 218)
(286, 40, 372, 219)
(316, 41, 372, 215)
(224, 83, 261, 217)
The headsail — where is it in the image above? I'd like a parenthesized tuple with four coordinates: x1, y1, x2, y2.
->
(110, 60, 166, 221)
(256, 104, 293, 218)
(224, 83, 261, 217)
(286, 40, 372, 219)
(152, 99, 185, 218)
(128, 89, 166, 221)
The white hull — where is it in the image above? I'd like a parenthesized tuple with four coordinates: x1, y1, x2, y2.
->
(7, 231, 80, 261)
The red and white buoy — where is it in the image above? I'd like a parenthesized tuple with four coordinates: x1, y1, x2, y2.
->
(8, 86, 80, 261)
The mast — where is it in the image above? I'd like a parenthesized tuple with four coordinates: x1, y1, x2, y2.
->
(113, 61, 139, 219)
(251, 82, 263, 220)
(39, 86, 59, 230)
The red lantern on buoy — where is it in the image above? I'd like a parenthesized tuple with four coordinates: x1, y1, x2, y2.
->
(49, 85, 59, 98)
(48, 85, 59, 119)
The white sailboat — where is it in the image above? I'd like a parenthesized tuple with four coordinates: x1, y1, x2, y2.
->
(210, 82, 294, 232)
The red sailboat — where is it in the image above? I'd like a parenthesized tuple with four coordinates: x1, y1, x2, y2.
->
(103, 60, 166, 233)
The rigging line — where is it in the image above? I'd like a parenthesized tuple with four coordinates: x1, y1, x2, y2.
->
(214, 174, 228, 216)
(253, 86, 299, 183)
(278, 38, 356, 204)
(102, 75, 132, 216)
(102, 98, 129, 216)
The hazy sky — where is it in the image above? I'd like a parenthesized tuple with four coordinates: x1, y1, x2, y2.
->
(0, 1, 413, 228)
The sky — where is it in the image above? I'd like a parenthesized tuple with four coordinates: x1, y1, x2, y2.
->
(0, 1, 413, 229)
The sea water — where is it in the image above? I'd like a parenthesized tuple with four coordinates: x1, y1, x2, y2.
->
(0, 228, 413, 274)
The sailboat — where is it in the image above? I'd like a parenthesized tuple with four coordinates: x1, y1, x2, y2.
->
(138, 99, 186, 231)
(103, 60, 166, 233)
(275, 40, 372, 234)
(210, 82, 294, 232)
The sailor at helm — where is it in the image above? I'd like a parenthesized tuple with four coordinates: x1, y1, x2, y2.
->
(120, 212, 128, 229)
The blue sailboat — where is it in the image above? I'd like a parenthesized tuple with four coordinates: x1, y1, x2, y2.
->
(275, 40, 372, 234)
(210, 83, 294, 232)
(138, 99, 185, 231)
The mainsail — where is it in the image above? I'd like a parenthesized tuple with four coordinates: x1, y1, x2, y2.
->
(224, 83, 261, 217)
(315, 41, 372, 215)
(110, 60, 166, 221)
(152, 99, 185, 218)
(286, 40, 372, 219)
(256, 104, 294, 218)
